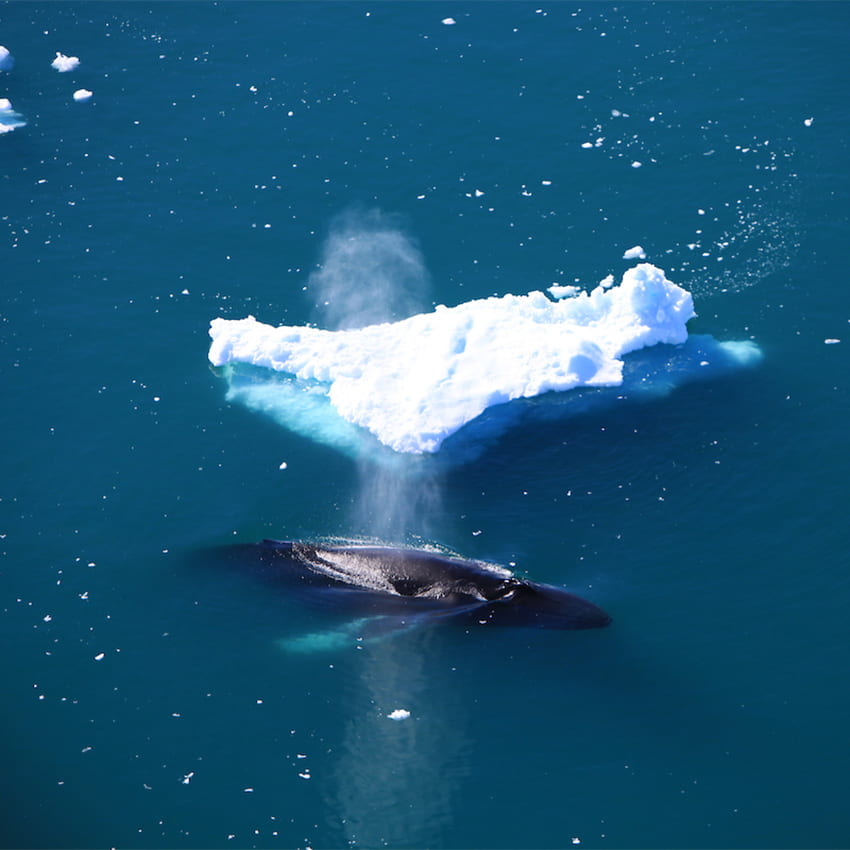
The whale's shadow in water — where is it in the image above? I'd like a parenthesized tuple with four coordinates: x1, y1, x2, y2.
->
(203, 540, 611, 651)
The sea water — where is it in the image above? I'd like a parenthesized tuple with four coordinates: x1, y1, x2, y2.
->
(2, 3, 850, 848)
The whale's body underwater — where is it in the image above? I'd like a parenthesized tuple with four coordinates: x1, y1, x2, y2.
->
(216, 541, 610, 644)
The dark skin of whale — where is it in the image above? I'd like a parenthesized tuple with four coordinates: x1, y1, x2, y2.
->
(223, 540, 611, 631)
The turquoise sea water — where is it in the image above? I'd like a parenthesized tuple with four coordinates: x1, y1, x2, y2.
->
(2, 3, 850, 848)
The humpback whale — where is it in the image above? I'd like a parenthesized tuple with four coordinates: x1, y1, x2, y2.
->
(221, 540, 611, 635)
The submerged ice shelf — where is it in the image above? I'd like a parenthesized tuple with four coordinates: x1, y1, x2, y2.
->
(208, 263, 759, 457)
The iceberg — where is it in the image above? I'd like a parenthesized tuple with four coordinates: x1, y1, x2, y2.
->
(0, 46, 14, 71)
(209, 264, 718, 455)
(0, 98, 26, 134)
(51, 52, 80, 72)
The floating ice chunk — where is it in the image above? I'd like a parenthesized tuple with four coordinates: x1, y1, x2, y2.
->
(622, 245, 646, 260)
(441, 17, 456, 25)
(824, 338, 840, 345)
(598, 274, 615, 288)
(387, 709, 411, 720)
(0, 46, 13, 71)
(804, 117, 814, 127)
(547, 284, 580, 299)
(72, 88, 93, 102)
(631, 160, 643, 168)
(0, 98, 26, 134)
(209, 263, 695, 454)
(51, 52, 80, 72)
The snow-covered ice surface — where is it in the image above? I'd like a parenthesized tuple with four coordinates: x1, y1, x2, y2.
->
(209, 264, 761, 461)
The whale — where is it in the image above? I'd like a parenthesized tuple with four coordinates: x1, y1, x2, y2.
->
(215, 540, 611, 641)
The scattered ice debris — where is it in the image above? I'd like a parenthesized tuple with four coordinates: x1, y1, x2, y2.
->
(622, 245, 646, 260)
(51, 52, 80, 72)
(441, 17, 456, 25)
(804, 117, 814, 127)
(0, 98, 26, 134)
(387, 709, 411, 721)
(0, 46, 13, 71)
(181, 772, 194, 785)
(72, 89, 93, 102)
(297, 770, 311, 779)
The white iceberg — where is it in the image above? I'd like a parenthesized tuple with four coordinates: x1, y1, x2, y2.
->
(0, 98, 26, 134)
(51, 52, 80, 72)
(210, 264, 699, 454)
(622, 245, 646, 260)
(0, 46, 14, 71)
(72, 88, 93, 102)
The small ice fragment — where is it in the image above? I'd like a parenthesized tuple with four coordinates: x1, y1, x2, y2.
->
(631, 160, 642, 168)
(278, 461, 288, 470)
(51, 52, 80, 72)
(697, 209, 706, 215)
(441, 17, 456, 25)
(572, 839, 581, 845)
(824, 338, 840, 345)
(581, 142, 593, 149)
(72, 89, 93, 102)
(298, 771, 311, 779)
(387, 708, 411, 721)
(94, 652, 105, 661)
(541, 180, 552, 186)
(0, 46, 14, 71)
(803, 117, 814, 127)
(598, 274, 615, 289)
(243, 787, 254, 792)
(181, 771, 194, 784)
(547, 284, 580, 299)
(622, 246, 646, 260)
(0, 98, 26, 134)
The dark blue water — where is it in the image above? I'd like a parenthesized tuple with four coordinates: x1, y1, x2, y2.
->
(2, 3, 849, 847)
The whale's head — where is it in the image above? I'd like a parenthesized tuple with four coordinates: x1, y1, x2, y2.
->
(480, 579, 611, 630)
